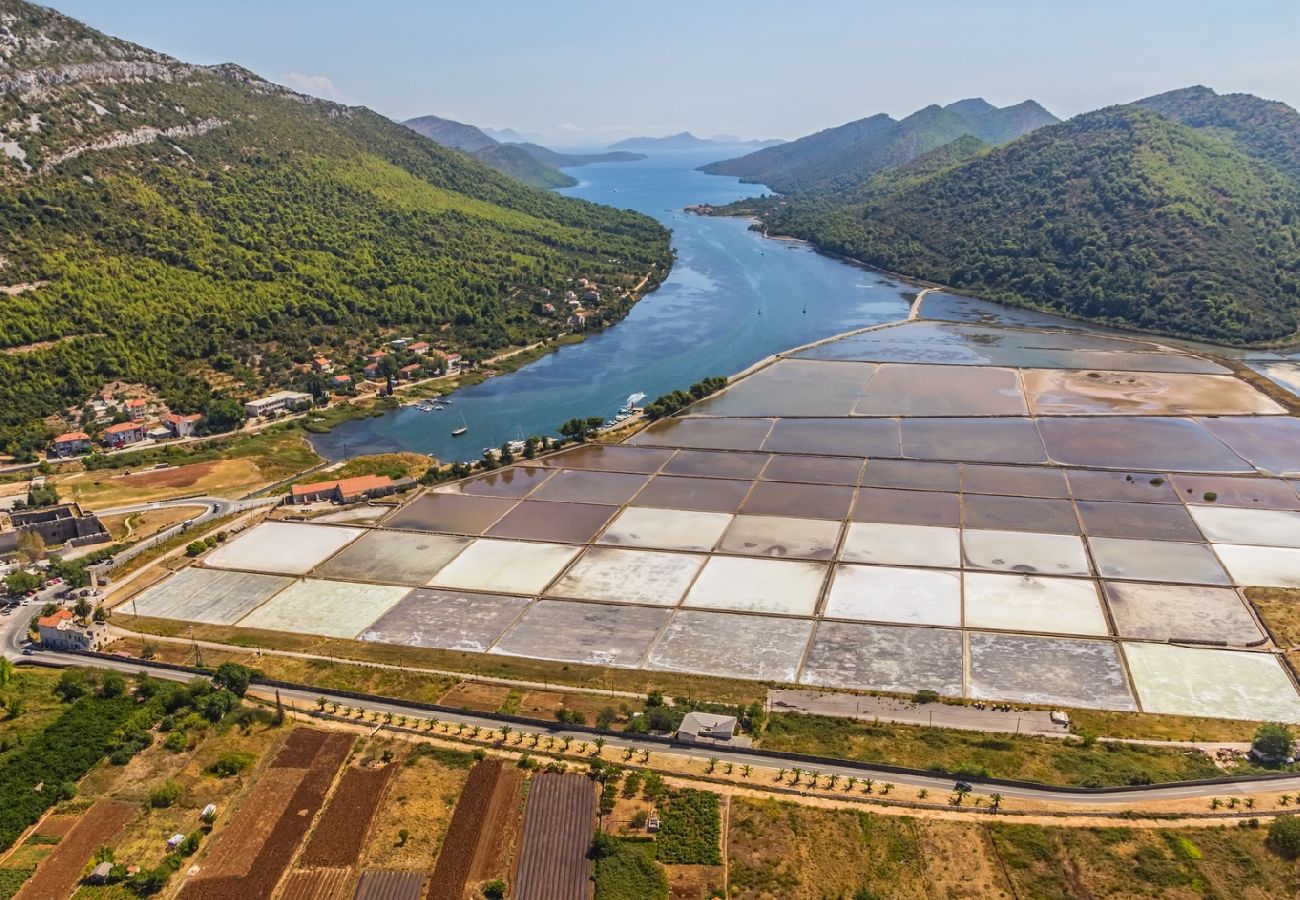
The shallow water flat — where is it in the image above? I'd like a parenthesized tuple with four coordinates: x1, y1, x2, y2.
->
(129, 568, 291, 625)
(545, 547, 705, 605)
(852, 487, 961, 527)
(453, 467, 554, 499)
(485, 500, 617, 543)
(528, 469, 651, 505)
(823, 565, 962, 626)
(1040, 417, 1252, 473)
(800, 622, 964, 695)
(540, 444, 675, 474)
(429, 539, 580, 594)
(596, 506, 733, 552)
(739, 480, 855, 520)
(315, 530, 471, 585)
(968, 633, 1136, 711)
(661, 450, 770, 480)
(237, 579, 410, 639)
(1168, 474, 1300, 510)
(839, 522, 961, 568)
(963, 573, 1108, 636)
(1065, 469, 1181, 504)
(1201, 417, 1300, 476)
(1087, 537, 1230, 585)
(1074, 500, 1203, 542)
(689, 359, 876, 417)
(901, 418, 1047, 465)
(1213, 544, 1300, 588)
(761, 454, 866, 485)
(960, 464, 1071, 499)
(962, 529, 1091, 576)
(1023, 369, 1283, 416)
(962, 495, 1080, 534)
(204, 522, 363, 575)
(383, 492, 516, 535)
(861, 459, 961, 493)
(360, 588, 531, 652)
(1189, 506, 1300, 548)
(492, 600, 671, 668)
(647, 610, 813, 681)
(682, 556, 826, 615)
(1123, 643, 1300, 722)
(762, 417, 901, 457)
(630, 475, 754, 512)
(717, 514, 842, 560)
(854, 364, 1028, 417)
(1102, 582, 1262, 645)
(629, 417, 774, 451)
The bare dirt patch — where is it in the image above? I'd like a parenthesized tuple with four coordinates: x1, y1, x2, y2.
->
(439, 681, 512, 713)
(277, 866, 355, 900)
(1248, 586, 1300, 648)
(665, 864, 725, 900)
(427, 758, 521, 900)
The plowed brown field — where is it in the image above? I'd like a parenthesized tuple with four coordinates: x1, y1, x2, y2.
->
(298, 764, 395, 868)
(179, 729, 353, 900)
(427, 759, 520, 900)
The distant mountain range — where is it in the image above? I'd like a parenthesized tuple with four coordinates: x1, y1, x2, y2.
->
(713, 88, 1300, 345)
(403, 115, 645, 188)
(699, 98, 1059, 192)
(608, 132, 785, 151)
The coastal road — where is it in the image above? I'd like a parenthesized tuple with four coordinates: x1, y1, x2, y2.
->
(14, 648, 1300, 809)
(79, 495, 275, 571)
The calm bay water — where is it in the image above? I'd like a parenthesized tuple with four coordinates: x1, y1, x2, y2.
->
(311, 149, 913, 462)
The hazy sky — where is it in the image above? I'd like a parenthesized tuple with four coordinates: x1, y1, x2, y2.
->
(48, 1, 1300, 146)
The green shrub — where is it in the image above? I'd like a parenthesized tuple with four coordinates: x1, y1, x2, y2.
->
(149, 780, 183, 809)
(205, 751, 256, 778)
(1269, 815, 1300, 858)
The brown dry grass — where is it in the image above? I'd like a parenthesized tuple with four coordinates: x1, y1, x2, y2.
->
(1247, 586, 1300, 648)
(61, 458, 267, 507)
(916, 822, 1012, 898)
(361, 743, 474, 871)
(665, 865, 725, 900)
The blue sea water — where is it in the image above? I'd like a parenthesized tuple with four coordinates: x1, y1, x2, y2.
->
(311, 149, 913, 462)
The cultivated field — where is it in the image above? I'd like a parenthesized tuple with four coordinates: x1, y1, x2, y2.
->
(178, 729, 353, 899)
(427, 757, 523, 900)
(514, 773, 596, 900)
(14, 800, 134, 900)
(298, 763, 396, 867)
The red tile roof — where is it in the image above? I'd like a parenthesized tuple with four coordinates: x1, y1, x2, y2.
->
(105, 422, 141, 434)
(125, 398, 146, 408)
(53, 431, 90, 443)
(164, 413, 201, 424)
(38, 608, 74, 629)
(291, 474, 394, 500)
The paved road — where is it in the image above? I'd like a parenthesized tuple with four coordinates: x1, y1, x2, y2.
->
(80, 495, 275, 571)
(14, 648, 1300, 808)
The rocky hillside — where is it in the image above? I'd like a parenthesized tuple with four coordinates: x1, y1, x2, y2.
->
(0, 0, 671, 456)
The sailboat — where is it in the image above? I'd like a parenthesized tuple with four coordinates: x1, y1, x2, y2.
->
(451, 411, 468, 437)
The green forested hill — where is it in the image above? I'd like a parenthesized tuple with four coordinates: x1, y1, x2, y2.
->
(754, 103, 1300, 344)
(699, 99, 1057, 193)
(0, 0, 671, 455)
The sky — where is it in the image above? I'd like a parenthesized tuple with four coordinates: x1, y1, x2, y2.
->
(46, 0, 1300, 147)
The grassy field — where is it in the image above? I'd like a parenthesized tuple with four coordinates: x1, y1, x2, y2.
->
(758, 713, 1223, 788)
(360, 741, 475, 871)
(727, 798, 928, 900)
(987, 822, 1300, 898)
(100, 506, 202, 542)
(726, 799, 1300, 899)
(0, 668, 67, 763)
